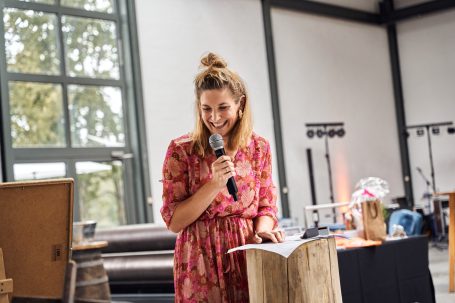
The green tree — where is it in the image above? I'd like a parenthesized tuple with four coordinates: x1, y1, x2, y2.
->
(5, 4, 126, 227)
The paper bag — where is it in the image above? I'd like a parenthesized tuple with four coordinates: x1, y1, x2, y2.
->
(361, 200, 386, 241)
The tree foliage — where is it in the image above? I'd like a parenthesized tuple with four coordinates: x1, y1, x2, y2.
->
(5, 3, 126, 227)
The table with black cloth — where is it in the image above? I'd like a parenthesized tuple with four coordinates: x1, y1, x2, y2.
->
(96, 225, 435, 303)
(337, 236, 435, 303)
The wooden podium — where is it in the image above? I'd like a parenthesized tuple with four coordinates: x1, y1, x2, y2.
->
(246, 237, 342, 303)
(436, 191, 455, 292)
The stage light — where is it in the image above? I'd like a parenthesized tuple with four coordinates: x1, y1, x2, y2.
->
(307, 129, 315, 138)
(336, 128, 345, 137)
(432, 127, 440, 135)
(416, 129, 424, 137)
(328, 129, 336, 138)
(316, 129, 325, 138)
(448, 127, 455, 135)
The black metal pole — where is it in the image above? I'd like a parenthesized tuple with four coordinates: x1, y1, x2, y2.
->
(426, 126, 437, 193)
(323, 126, 336, 223)
(261, 0, 290, 218)
(306, 148, 319, 227)
(383, 0, 415, 208)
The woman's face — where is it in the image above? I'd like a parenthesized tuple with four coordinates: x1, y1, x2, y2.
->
(200, 88, 240, 139)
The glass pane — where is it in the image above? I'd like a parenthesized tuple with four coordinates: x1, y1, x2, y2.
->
(4, 8, 60, 75)
(9, 81, 65, 148)
(68, 85, 125, 147)
(14, 162, 66, 180)
(19, 0, 55, 4)
(76, 161, 126, 227)
(61, 0, 114, 14)
(62, 16, 119, 79)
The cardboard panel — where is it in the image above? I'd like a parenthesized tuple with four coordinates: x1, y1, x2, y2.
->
(0, 179, 73, 299)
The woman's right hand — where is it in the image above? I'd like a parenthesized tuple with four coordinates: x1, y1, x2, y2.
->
(210, 155, 236, 189)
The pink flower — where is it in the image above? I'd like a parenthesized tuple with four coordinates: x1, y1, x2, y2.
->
(236, 160, 251, 177)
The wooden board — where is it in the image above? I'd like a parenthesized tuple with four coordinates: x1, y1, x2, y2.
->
(437, 192, 455, 292)
(1, 248, 13, 303)
(0, 179, 73, 299)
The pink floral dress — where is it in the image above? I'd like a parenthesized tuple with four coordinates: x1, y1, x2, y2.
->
(160, 132, 278, 303)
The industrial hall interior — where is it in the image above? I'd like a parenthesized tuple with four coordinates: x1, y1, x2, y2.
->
(0, 0, 455, 302)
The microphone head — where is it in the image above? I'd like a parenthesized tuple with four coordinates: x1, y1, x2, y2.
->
(416, 167, 422, 173)
(209, 133, 224, 150)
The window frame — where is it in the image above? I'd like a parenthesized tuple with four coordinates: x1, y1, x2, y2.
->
(0, 0, 152, 224)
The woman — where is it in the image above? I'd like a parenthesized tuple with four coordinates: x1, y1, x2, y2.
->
(161, 52, 284, 302)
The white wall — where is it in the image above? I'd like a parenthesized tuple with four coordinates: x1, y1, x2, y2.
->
(134, 0, 455, 226)
(397, 9, 455, 205)
(312, 0, 379, 13)
(271, 8, 404, 225)
(135, 0, 280, 224)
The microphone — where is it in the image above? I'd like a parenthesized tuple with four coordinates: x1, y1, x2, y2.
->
(209, 133, 238, 201)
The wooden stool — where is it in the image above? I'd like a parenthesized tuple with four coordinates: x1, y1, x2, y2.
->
(246, 237, 342, 303)
(72, 241, 110, 303)
(436, 191, 455, 292)
(0, 249, 13, 303)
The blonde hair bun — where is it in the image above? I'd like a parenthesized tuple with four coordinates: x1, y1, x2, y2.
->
(200, 52, 227, 69)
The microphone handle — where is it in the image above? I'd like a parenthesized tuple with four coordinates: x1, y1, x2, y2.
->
(214, 148, 238, 201)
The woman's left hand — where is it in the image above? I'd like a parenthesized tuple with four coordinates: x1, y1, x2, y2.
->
(253, 229, 285, 244)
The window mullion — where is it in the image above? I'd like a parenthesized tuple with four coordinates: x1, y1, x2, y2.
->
(56, 10, 72, 149)
(0, 2, 15, 181)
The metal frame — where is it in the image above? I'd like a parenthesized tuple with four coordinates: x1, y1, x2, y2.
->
(269, 0, 381, 25)
(262, 0, 290, 218)
(0, 0, 151, 224)
(261, 0, 455, 213)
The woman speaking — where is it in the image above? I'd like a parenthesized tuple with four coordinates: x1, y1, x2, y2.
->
(161, 52, 284, 302)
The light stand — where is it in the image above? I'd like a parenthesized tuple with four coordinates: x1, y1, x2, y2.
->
(406, 121, 454, 245)
(306, 122, 345, 224)
(406, 121, 453, 194)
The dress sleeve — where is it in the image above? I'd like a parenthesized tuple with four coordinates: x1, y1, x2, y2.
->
(257, 141, 278, 226)
(160, 140, 190, 228)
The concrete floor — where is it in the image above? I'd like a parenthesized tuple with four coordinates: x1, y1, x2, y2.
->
(428, 244, 455, 303)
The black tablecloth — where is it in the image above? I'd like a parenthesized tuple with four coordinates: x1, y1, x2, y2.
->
(337, 236, 435, 303)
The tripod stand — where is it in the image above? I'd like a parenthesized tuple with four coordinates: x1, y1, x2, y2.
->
(305, 122, 345, 224)
(416, 166, 446, 247)
(407, 121, 454, 248)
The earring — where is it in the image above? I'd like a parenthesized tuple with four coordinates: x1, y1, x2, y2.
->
(239, 110, 243, 119)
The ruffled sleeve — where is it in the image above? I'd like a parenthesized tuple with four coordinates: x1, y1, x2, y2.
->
(256, 140, 278, 226)
(160, 140, 190, 228)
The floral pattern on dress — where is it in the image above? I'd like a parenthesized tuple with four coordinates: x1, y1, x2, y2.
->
(161, 132, 278, 303)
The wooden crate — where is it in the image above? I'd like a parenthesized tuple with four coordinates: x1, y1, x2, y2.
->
(0, 179, 73, 300)
(246, 238, 342, 303)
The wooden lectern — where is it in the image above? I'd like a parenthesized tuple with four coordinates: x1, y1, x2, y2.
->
(436, 191, 455, 292)
(0, 249, 13, 303)
(246, 238, 342, 303)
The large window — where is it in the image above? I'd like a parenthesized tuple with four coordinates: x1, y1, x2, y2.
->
(0, 0, 150, 227)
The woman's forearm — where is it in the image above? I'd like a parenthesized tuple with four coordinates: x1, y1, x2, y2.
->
(168, 181, 220, 233)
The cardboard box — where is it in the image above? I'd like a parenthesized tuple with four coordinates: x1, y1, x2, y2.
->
(0, 179, 73, 300)
(246, 237, 342, 303)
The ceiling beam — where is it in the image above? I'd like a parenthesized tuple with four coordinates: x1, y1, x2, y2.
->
(270, 0, 381, 25)
(383, 0, 455, 24)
